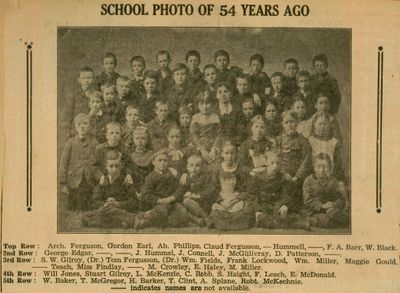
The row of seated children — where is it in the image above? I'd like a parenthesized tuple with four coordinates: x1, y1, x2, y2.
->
(63, 50, 342, 138)
(59, 106, 348, 230)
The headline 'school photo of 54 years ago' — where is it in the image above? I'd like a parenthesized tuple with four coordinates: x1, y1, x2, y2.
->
(57, 27, 351, 234)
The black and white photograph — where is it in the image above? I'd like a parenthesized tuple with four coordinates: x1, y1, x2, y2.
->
(57, 27, 351, 234)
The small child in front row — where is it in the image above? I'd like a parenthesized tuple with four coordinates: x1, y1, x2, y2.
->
(248, 151, 310, 230)
(239, 115, 273, 175)
(147, 100, 176, 151)
(59, 113, 99, 211)
(122, 105, 145, 149)
(129, 126, 153, 191)
(190, 93, 221, 164)
(178, 154, 216, 226)
(208, 141, 254, 230)
(303, 153, 349, 228)
(308, 112, 345, 181)
(135, 150, 190, 229)
(82, 150, 139, 229)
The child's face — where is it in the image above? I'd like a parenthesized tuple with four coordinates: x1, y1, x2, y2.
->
(283, 115, 298, 136)
(314, 116, 330, 137)
(126, 108, 140, 124)
(89, 97, 102, 113)
(167, 129, 181, 148)
(157, 54, 170, 70)
(293, 100, 306, 120)
(215, 55, 229, 70)
(131, 61, 145, 77)
(204, 68, 217, 85)
(236, 78, 249, 94)
(250, 60, 263, 75)
(116, 80, 130, 97)
(103, 57, 116, 74)
(106, 125, 122, 146)
(103, 87, 115, 104)
(106, 158, 122, 178)
(75, 117, 90, 138)
(78, 71, 94, 90)
(297, 76, 310, 90)
(265, 104, 278, 120)
(133, 132, 147, 149)
(155, 104, 169, 121)
(222, 145, 236, 166)
(153, 154, 169, 173)
(198, 102, 212, 115)
(314, 159, 331, 178)
(315, 96, 330, 113)
(216, 86, 232, 104)
(187, 157, 203, 175)
(144, 78, 157, 94)
(284, 63, 299, 78)
(266, 155, 281, 176)
(314, 61, 327, 75)
(242, 101, 254, 118)
(173, 69, 187, 85)
(271, 76, 282, 93)
(187, 56, 200, 72)
(251, 120, 266, 140)
(179, 113, 191, 127)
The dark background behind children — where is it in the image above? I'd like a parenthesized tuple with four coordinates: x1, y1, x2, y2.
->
(58, 28, 350, 177)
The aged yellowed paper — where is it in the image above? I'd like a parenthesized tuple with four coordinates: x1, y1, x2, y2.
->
(1, 0, 399, 292)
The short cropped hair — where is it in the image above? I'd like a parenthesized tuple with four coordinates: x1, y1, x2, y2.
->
(313, 152, 332, 168)
(250, 54, 264, 67)
(312, 54, 329, 67)
(104, 149, 121, 162)
(102, 52, 117, 65)
(106, 121, 122, 132)
(203, 64, 217, 72)
(143, 70, 159, 82)
(74, 113, 89, 125)
(214, 50, 230, 63)
(281, 109, 299, 121)
(178, 105, 193, 116)
(296, 70, 311, 81)
(271, 72, 284, 79)
(284, 58, 299, 67)
(79, 66, 93, 75)
(172, 63, 188, 73)
(116, 75, 131, 84)
(185, 50, 201, 63)
(130, 55, 146, 67)
(156, 50, 171, 60)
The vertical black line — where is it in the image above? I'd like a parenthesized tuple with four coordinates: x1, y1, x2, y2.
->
(29, 50, 33, 208)
(379, 51, 383, 207)
(26, 49, 29, 208)
(376, 51, 380, 209)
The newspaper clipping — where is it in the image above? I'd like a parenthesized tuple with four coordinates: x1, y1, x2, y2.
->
(1, 0, 399, 292)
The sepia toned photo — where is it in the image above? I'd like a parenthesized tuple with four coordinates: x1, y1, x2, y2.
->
(57, 27, 351, 234)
